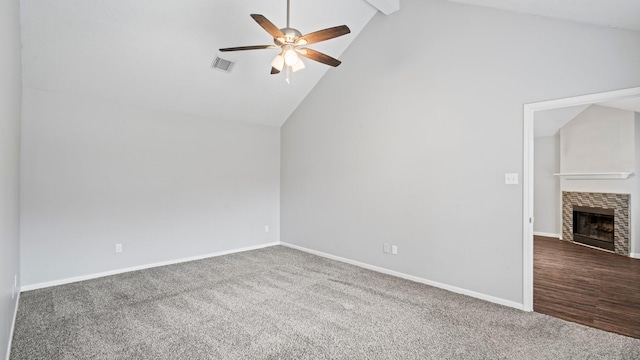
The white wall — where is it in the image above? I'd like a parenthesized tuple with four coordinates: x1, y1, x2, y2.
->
(281, 0, 640, 306)
(20, 88, 280, 286)
(534, 135, 560, 237)
(560, 105, 635, 177)
(0, 0, 22, 358)
(560, 105, 637, 253)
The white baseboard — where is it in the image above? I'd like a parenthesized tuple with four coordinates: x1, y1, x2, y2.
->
(280, 242, 525, 311)
(631, 253, 640, 259)
(533, 232, 560, 239)
(5, 292, 19, 360)
(21, 242, 280, 292)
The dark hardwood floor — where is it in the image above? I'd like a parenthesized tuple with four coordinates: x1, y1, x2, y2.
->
(534, 236, 640, 339)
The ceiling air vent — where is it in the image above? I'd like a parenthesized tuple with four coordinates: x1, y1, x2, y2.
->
(212, 56, 235, 72)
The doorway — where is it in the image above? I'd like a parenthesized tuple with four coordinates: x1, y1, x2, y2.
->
(522, 86, 640, 311)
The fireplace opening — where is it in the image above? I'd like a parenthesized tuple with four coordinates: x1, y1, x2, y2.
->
(573, 205, 614, 251)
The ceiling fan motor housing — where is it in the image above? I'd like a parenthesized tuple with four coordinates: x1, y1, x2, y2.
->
(278, 28, 302, 45)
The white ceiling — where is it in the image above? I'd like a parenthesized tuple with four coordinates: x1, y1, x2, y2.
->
(449, 0, 640, 32)
(20, 0, 640, 128)
(534, 98, 640, 138)
(534, 104, 590, 138)
(601, 97, 640, 112)
(20, 0, 379, 127)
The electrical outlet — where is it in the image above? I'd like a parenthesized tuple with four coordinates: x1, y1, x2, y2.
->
(264, 225, 269, 233)
(391, 245, 398, 255)
(383, 243, 390, 254)
(115, 243, 123, 253)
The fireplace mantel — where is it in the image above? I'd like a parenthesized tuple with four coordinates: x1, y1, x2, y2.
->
(553, 172, 633, 180)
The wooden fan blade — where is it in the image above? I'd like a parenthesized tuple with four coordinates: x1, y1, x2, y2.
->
(250, 14, 285, 39)
(298, 48, 341, 67)
(271, 67, 281, 74)
(298, 25, 350, 45)
(219, 45, 277, 52)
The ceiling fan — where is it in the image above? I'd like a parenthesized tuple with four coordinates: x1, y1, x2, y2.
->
(219, 0, 350, 77)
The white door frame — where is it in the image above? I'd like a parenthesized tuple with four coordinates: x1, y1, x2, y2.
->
(522, 86, 640, 312)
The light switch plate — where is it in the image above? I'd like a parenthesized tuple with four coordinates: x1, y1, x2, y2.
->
(505, 173, 518, 185)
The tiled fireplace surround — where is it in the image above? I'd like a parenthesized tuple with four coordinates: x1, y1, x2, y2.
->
(562, 191, 631, 256)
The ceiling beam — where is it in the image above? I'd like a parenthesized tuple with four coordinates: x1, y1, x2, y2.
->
(365, 0, 399, 15)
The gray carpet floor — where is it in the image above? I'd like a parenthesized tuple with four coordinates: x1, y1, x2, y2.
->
(10, 246, 640, 359)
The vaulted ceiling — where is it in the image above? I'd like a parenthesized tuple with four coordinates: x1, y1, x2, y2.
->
(449, 0, 640, 32)
(20, 0, 640, 128)
(20, 0, 384, 127)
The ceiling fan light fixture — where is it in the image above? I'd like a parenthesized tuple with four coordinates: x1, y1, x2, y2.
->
(291, 58, 305, 72)
(271, 54, 285, 71)
(284, 48, 299, 66)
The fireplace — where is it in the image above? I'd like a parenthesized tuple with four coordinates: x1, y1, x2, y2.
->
(573, 206, 614, 251)
(562, 192, 630, 256)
